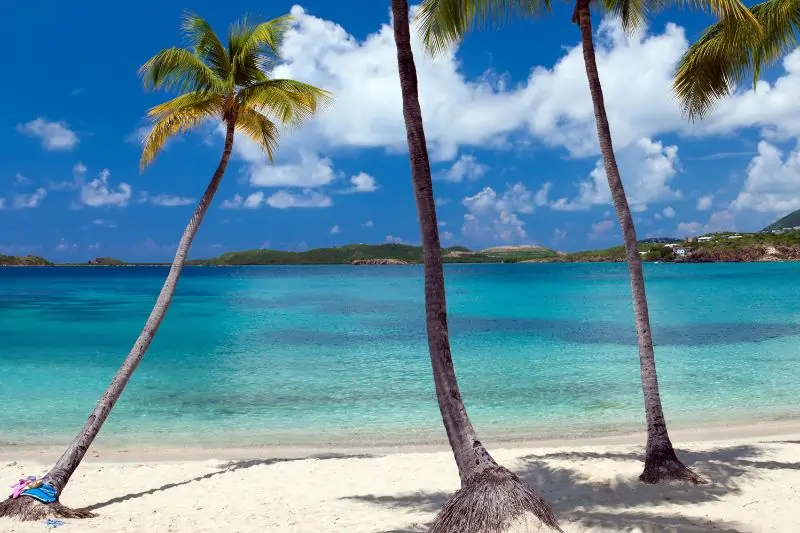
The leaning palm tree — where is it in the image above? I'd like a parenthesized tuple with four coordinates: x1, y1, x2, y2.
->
(673, 0, 796, 120)
(391, 1, 562, 532)
(416, 0, 754, 486)
(0, 12, 330, 521)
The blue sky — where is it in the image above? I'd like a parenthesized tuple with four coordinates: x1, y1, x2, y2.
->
(2, 1, 800, 261)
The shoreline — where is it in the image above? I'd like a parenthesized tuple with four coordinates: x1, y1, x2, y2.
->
(3, 418, 798, 463)
(2, 424, 798, 531)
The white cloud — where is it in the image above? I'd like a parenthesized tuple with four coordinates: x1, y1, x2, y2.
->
(363, 220, 374, 227)
(436, 155, 487, 182)
(92, 218, 117, 228)
(676, 210, 734, 235)
(552, 138, 681, 211)
(220, 195, 244, 209)
(330, 225, 341, 234)
(441, 231, 454, 240)
(17, 118, 79, 151)
(265, 189, 333, 209)
(435, 197, 450, 206)
(79, 169, 132, 207)
(54, 238, 78, 251)
(0, 198, 4, 210)
(730, 141, 800, 213)
(461, 183, 537, 243)
(591, 219, 615, 237)
(662, 206, 676, 218)
(248, 8, 800, 176)
(247, 152, 337, 188)
(346, 172, 378, 193)
(385, 234, 404, 244)
(243, 192, 265, 209)
(697, 195, 714, 211)
(13, 173, 32, 186)
(12, 188, 47, 209)
(87, 243, 101, 250)
(147, 194, 195, 207)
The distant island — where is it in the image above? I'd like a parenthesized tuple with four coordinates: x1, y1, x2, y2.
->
(5, 229, 800, 267)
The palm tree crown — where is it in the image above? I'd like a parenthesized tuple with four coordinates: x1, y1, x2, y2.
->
(138, 11, 332, 169)
(673, 0, 797, 120)
(415, 0, 759, 56)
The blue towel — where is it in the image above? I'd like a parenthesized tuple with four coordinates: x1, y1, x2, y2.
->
(21, 482, 57, 504)
(44, 518, 65, 528)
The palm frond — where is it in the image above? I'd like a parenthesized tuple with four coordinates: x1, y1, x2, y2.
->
(238, 79, 333, 127)
(668, 0, 762, 25)
(416, 0, 551, 56)
(603, 0, 650, 33)
(234, 108, 280, 162)
(181, 11, 232, 81)
(139, 47, 226, 94)
(673, 0, 799, 120)
(229, 15, 292, 86)
(141, 95, 222, 169)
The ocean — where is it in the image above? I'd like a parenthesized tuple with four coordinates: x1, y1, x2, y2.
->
(1, 263, 799, 448)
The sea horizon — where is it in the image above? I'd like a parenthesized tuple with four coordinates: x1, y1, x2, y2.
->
(2, 262, 799, 449)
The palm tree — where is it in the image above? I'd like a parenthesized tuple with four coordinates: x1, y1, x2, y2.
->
(673, 0, 794, 120)
(416, 0, 753, 485)
(390, 1, 562, 532)
(0, 12, 330, 521)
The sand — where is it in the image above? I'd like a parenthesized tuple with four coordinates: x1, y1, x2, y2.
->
(1, 423, 798, 532)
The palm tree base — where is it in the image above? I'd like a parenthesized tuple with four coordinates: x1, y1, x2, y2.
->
(0, 495, 96, 521)
(639, 445, 708, 485)
(428, 466, 562, 533)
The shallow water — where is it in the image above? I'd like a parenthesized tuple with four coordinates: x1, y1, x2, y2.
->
(1, 263, 798, 447)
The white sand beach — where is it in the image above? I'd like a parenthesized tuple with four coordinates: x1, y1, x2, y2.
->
(1, 422, 798, 533)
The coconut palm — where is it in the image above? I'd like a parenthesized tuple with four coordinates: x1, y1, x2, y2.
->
(0, 12, 330, 521)
(416, 0, 752, 488)
(673, 0, 795, 120)
(390, 1, 563, 532)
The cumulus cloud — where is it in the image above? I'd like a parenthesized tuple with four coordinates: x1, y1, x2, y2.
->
(330, 225, 341, 234)
(17, 118, 79, 151)
(363, 220, 374, 227)
(245, 151, 337, 188)
(385, 234, 404, 244)
(461, 183, 541, 242)
(676, 210, 735, 235)
(79, 169, 132, 207)
(551, 138, 681, 211)
(435, 155, 487, 182)
(12, 188, 47, 209)
(730, 141, 800, 213)
(697, 195, 714, 211)
(662, 206, 676, 218)
(265, 189, 333, 209)
(345, 172, 378, 193)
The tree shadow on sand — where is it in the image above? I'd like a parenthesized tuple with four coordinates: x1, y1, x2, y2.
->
(80, 453, 374, 512)
(345, 443, 800, 533)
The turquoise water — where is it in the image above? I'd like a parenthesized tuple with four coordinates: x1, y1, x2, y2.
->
(1, 263, 799, 448)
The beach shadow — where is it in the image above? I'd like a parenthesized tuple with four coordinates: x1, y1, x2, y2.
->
(81, 452, 375, 512)
(352, 443, 797, 533)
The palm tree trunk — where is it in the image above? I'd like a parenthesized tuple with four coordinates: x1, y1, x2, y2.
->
(390, 1, 560, 530)
(0, 121, 238, 521)
(572, 0, 704, 484)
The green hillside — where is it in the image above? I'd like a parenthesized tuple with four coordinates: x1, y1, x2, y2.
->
(194, 243, 558, 265)
(0, 254, 52, 266)
(763, 209, 800, 232)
